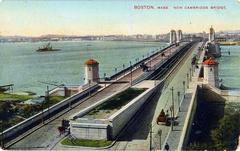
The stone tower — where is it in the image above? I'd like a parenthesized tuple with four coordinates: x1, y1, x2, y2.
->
(84, 59, 99, 84)
(209, 26, 215, 42)
(203, 57, 219, 88)
(177, 30, 183, 43)
(170, 30, 177, 45)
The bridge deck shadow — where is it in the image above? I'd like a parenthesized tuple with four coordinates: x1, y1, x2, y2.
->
(116, 85, 163, 141)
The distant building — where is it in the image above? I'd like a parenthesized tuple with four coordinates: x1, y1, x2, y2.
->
(215, 37, 227, 42)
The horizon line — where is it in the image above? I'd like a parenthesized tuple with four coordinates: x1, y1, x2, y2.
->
(1, 29, 240, 38)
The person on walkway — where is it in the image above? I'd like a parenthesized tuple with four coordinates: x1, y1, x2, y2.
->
(164, 143, 170, 151)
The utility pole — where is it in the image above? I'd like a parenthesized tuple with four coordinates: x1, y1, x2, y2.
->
(177, 91, 181, 112)
(187, 73, 189, 88)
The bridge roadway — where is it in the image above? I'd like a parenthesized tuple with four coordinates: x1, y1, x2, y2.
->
(8, 43, 187, 150)
(109, 42, 204, 151)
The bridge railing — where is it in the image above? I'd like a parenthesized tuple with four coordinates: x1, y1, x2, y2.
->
(109, 44, 174, 80)
(0, 83, 99, 145)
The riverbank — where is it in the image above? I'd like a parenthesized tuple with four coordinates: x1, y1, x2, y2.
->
(219, 41, 240, 46)
(0, 93, 65, 131)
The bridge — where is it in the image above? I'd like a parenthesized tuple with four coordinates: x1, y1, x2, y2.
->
(1, 30, 232, 150)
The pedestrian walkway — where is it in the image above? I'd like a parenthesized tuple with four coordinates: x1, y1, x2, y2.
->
(161, 46, 205, 150)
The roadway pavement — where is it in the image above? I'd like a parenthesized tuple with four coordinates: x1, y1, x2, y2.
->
(8, 43, 184, 150)
(108, 42, 203, 151)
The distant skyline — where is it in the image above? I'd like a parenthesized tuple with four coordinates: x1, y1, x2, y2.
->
(0, 0, 240, 36)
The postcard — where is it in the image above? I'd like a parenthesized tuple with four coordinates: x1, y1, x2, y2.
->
(0, 0, 240, 150)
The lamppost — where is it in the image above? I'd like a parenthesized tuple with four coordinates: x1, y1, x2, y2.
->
(154, 65, 157, 86)
(88, 79, 91, 96)
(149, 123, 153, 151)
(103, 73, 106, 87)
(0, 120, 4, 149)
(170, 105, 174, 131)
(42, 86, 50, 124)
(158, 129, 162, 150)
(183, 81, 186, 99)
(177, 91, 181, 112)
(115, 68, 117, 80)
(148, 53, 152, 68)
(171, 87, 175, 120)
(45, 85, 51, 119)
(130, 61, 132, 86)
(187, 73, 189, 88)
(189, 68, 192, 81)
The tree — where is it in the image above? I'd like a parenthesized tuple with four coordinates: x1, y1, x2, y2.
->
(211, 112, 240, 150)
(0, 101, 12, 121)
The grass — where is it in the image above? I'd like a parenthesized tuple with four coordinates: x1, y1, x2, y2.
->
(61, 137, 112, 147)
(86, 88, 146, 118)
(0, 95, 66, 131)
(0, 92, 33, 102)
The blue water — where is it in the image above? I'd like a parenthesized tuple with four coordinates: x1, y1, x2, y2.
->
(218, 46, 240, 88)
(0, 41, 167, 95)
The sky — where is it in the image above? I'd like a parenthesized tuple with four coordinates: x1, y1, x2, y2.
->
(0, 0, 240, 36)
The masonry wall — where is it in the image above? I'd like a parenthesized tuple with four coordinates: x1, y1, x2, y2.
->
(71, 122, 109, 140)
(109, 86, 157, 139)
(70, 83, 158, 140)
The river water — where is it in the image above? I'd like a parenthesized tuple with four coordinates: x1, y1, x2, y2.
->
(0, 42, 239, 95)
(0, 41, 167, 95)
(218, 46, 240, 88)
